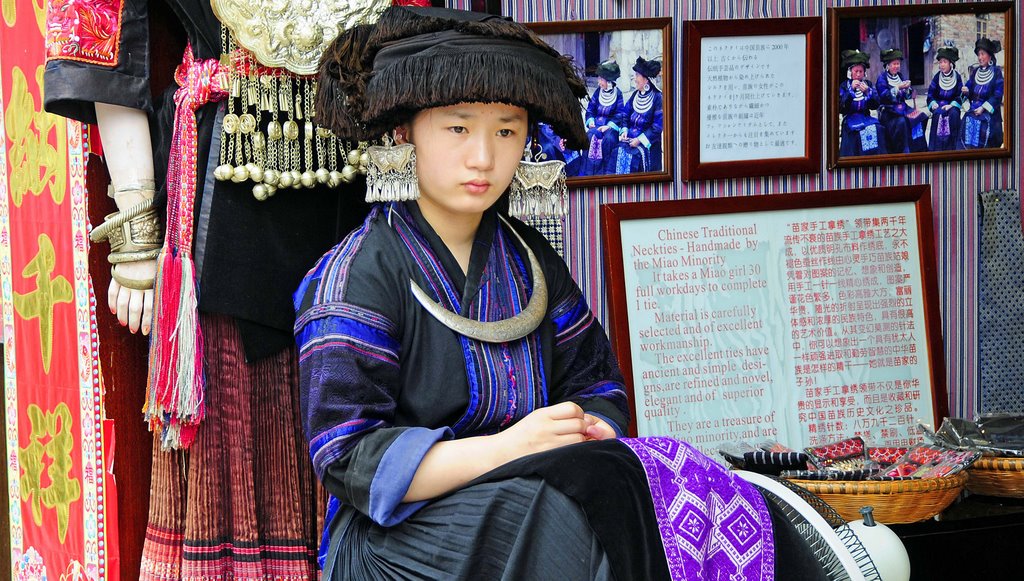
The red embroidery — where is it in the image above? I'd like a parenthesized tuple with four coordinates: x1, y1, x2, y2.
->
(46, 0, 124, 66)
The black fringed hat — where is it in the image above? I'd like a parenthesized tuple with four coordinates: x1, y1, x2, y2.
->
(596, 60, 621, 83)
(632, 56, 662, 80)
(315, 6, 589, 149)
(880, 49, 903, 63)
(975, 37, 1002, 57)
(936, 46, 959, 63)
(841, 49, 870, 70)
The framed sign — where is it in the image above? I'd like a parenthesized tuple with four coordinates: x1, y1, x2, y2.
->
(602, 186, 948, 458)
(682, 17, 822, 181)
(828, 2, 1014, 168)
(527, 18, 673, 187)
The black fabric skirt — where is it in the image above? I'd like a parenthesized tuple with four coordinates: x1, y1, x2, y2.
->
(323, 440, 827, 580)
(326, 476, 614, 581)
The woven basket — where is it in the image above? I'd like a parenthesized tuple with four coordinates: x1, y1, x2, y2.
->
(967, 456, 1024, 498)
(785, 472, 968, 524)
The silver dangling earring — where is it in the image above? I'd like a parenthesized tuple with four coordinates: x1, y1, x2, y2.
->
(364, 133, 419, 203)
(509, 141, 567, 218)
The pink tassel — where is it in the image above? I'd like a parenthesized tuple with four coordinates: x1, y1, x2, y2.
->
(145, 246, 205, 450)
(145, 45, 226, 449)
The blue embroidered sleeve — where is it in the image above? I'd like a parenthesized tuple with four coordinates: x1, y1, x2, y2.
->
(547, 278, 630, 434)
(295, 215, 453, 526)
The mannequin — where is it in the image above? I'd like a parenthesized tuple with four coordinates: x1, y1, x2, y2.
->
(94, 103, 156, 334)
(43, 2, 368, 577)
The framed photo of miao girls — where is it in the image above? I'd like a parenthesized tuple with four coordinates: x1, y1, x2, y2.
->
(527, 18, 673, 187)
(682, 17, 823, 181)
(601, 185, 948, 456)
(828, 2, 1014, 168)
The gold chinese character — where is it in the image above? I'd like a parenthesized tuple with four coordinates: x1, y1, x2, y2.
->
(13, 233, 73, 374)
(2, 0, 47, 35)
(18, 402, 81, 543)
(5, 65, 67, 207)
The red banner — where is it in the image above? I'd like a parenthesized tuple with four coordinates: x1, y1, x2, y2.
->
(2, 1, 118, 579)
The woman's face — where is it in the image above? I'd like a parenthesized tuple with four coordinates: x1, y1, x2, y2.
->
(938, 58, 952, 74)
(598, 77, 610, 90)
(977, 50, 992, 66)
(886, 59, 901, 75)
(849, 65, 866, 81)
(634, 72, 649, 91)
(398, 102, 528, 223)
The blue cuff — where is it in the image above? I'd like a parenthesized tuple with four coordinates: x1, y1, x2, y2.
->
(638, 133, 652, 148)
(607, 121, 621, 132)
(587, 411, 625, 438)
(983, 101, 995, 114)
(368, 426, 453, 526)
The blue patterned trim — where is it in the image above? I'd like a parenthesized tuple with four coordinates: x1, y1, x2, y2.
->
(309, 418, 385, 478)
(295, 301, 397, 336)
(320, 206, 382, 303)
(297, 311, 399, 367)
(318, 495, 341, 568)
(389, 205, 548, 436)
(294, 206, 380, 320)
(552, 293, 596, 345)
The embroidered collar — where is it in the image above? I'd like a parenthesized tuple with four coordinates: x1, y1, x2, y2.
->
(408, 214, 548, 343)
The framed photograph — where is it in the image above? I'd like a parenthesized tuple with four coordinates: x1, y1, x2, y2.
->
(682, 17, 822, 181)
(601, 185, 949, 457)
(527, 18, 673, 187)
(828, 2, 1014, 168)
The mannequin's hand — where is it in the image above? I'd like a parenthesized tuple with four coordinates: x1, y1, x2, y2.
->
(109, 259, 156, 334)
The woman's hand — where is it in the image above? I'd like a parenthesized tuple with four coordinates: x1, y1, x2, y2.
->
(404, 403, 617, 503)
(588, 120, 596, 128)
(941, 104, 952, 112)
(583, 414, 617, 441)
(973, 106, 984, 116)
(109, 260, 156, 334)
(629, 138, 641, 148)
(598, 125, 609, 133)
(495, 402, 590, 462)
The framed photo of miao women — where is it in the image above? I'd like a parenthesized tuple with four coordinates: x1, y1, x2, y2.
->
(828, 2, 1014, 168)
(527, 18, 673, 187)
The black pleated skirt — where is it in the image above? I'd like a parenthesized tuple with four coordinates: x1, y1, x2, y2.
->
(325, 476, 614, 581)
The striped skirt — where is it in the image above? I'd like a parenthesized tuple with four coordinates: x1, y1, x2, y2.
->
(140, 314, 323, 580)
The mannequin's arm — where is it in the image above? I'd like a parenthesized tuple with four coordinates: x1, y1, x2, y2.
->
(94, 102, 159, 335)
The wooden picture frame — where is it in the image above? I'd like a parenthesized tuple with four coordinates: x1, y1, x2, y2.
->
(828, 2, 1014, 168)
(527, 18, 674, 187)
(682, 17, 823, 181)
(601, 185, 949, 456)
